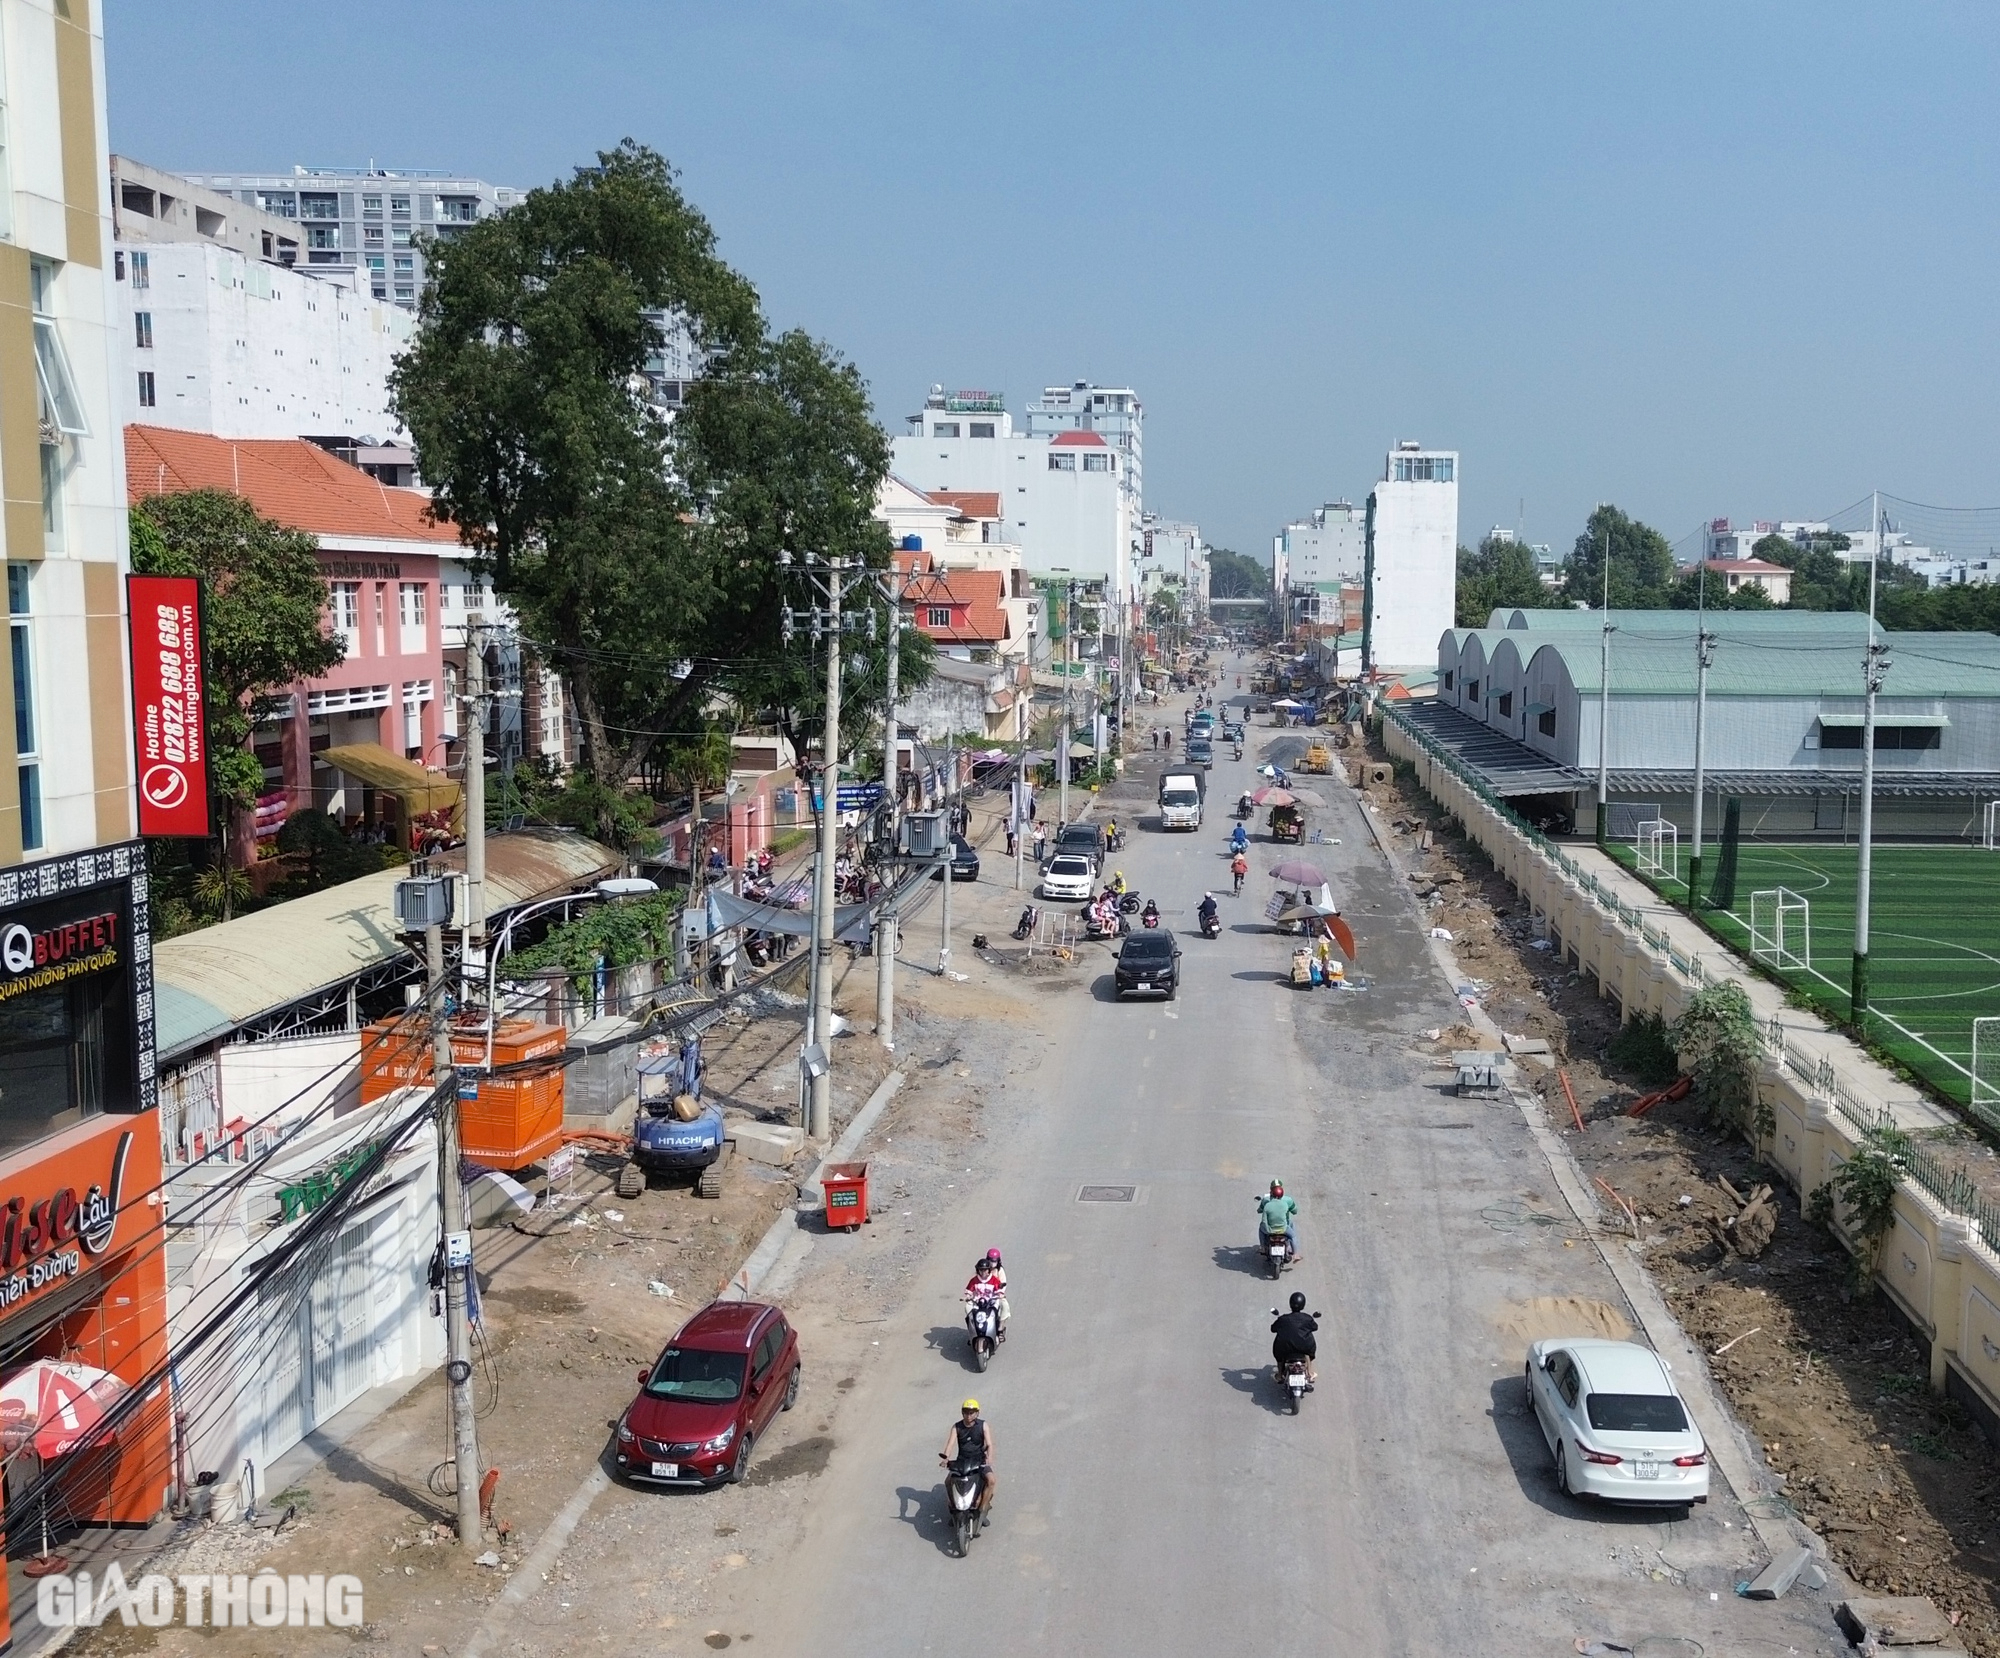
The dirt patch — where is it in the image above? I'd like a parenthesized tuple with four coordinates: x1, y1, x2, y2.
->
(1494, 1294, 1633, 1350)
(744, 1435, 835, 1486)
(1368, 735, 2000, 1653)
(485, 1284, 586, 1316)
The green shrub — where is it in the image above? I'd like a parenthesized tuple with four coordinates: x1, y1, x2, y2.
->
(1606, 1013, 1679, 1087)
(1667, 981, 1764, 1136)
(1806, 1123, 1910, 1292)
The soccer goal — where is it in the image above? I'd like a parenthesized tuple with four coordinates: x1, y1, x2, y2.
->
(1635, 818, 1678, 880)
(1974, 1017, 2000, 1124)
(1748, 887, 1812, 972)
(1984, 800, 2000, 850)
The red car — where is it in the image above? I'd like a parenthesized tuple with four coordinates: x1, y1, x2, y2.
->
(614, 1300, 801, 1487)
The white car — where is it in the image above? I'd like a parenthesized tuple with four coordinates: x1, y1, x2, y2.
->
(1040, 855, 1096, 902)
(1525, 1338, 1709, 1505)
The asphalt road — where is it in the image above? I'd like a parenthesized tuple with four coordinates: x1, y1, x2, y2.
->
(711, 660, 1840, 1657)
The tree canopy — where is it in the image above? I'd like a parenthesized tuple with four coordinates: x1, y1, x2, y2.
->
(1560, 505, 1677, 608)
(392, 141, 921, 843)
(128, 494, 345, 830)
(1207, 547, 1270, 600)
(1454, 533, 1548, 626)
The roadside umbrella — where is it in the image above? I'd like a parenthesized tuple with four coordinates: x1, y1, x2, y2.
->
(0, 1361, 128, 1460)
(1274, 908, 1359, 961)
(1250, 786, 1299, 807)
(1271, 698, 1311, 710)
(1268, 859, 1329, 887)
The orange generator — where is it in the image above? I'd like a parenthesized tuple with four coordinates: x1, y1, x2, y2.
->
(359, 1018, 568, 1171)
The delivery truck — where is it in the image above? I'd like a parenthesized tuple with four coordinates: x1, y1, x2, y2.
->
(1157, 770, 1205, 831)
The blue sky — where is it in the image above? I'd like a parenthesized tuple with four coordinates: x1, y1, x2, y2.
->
(105, 1, 2000, 565)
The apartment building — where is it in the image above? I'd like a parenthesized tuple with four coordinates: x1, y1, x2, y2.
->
(0, 2, 175, 1631)
(1025, 381, 1143, 509)
(1366, 442, 1459, 673)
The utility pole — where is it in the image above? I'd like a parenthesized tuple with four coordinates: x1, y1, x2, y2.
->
(1688, 564, 1716, 900)
(1058, 580, 1075, 831)
(874, 569, 900, 1050)
(462, 622, 488, 990)
(1853, 493, 1890, 1025)
(808, 561, 843, 1141)
(427, 919, 483, 1547)
(1595, 520, 1613, 845)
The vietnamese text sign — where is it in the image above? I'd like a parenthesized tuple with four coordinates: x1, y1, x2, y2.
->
(127, 576, 210, 837)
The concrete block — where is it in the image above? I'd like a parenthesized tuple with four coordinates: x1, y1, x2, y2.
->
(731, 1119, 804, 1167)
(1742, 1544, 1811, 1600)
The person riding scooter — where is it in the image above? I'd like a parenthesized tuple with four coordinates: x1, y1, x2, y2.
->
(1258, 1179, 1299, 1265)
(1231, 850, 1249, 895)
(1197, 892, 1220, 938)
(1271, 1291, 1319, 1390)
(965, 1253, 1009, 1339)
(1230, 820, 1250, 854)
(1140, 898, 1162, 929)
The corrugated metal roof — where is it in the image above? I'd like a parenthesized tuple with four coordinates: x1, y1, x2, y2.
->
(155, 830, 620, 1060)
(1396, 701, 1592, 797)
(1526, 632, 2000, 698)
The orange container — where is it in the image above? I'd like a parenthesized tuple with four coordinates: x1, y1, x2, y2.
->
(821, 1161, 869, 1231)
(360, 1019, 433, 1103)
(459, 1066, 565, 1171)
(360, 1020, 567, 1168)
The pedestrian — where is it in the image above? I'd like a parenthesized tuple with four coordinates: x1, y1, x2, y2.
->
(1006, 822, 1018, 857)
(1032, 821, 1047, 864)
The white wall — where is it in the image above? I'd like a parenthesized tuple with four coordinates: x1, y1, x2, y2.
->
(119, 242, 414, 440)
(1369, 452, 1458, 671)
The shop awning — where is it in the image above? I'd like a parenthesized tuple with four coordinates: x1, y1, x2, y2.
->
(320, 743, 462, 814)
(1816, 712, 1950, 729)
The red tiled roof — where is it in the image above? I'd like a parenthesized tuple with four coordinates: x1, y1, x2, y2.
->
(926, 490, 1002, 520)
(1702, 558, 1788, 574)
(1048, 430, 1108, 448)
(125, 426, 461, 545)
(903, 567, 1008, 642)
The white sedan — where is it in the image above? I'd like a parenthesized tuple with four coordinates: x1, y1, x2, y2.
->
(1040, 854, 1096, 902)
(1525, 1338, 1709, 1505)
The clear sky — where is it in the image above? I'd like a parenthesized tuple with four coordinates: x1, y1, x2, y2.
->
(104, 1, 2000, 565)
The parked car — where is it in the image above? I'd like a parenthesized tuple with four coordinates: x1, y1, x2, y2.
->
(616, 1300, 801, 1487)
(1055, 823, 1106, 866)
(1113, 929, 1181, 999)
(1525, 1338, 1708, 1506)
(931, 835, 980, 881)
(1040, 853, 1096, 901)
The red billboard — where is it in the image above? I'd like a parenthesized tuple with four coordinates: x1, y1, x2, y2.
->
(126, 575, 210, 838)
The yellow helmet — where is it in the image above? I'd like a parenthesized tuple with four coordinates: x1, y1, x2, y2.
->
(961, 1398, 980, 1412)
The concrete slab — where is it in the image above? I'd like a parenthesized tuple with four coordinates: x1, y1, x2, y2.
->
(731, 1117, 805, 1166)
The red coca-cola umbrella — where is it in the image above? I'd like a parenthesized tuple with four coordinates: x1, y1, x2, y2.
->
(0, 1360, 128, 1460)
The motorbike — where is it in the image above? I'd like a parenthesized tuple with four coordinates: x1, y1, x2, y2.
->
(1198, 908, 1221, 940)
(1011, 905, 1038, 941)
(945, 1460, 989, 1556)
(1270, 1312, 1320, 1416)
(1234, 798, 1253, 821)
(1117, 890, 1142, 915)
(965, 1296, 1001, 1372)
(1141, 904, 1162, 929)
(1083, 908, 1128, 941)
(1105, 826, 1126, 852)
(1259, 1224, 1294, 1279)
(1233, 742, 1244, 761)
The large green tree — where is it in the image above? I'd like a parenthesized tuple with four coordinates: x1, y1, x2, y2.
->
(1207, 548, 1270, 600)
(1560, 505, 1677, 608)
(1455, 533, 1549, 626)
(393, 142, 919, 843)
(129, 494, 346, 909)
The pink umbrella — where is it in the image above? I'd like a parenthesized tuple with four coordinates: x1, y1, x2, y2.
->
(0, 1361, 128, 1460)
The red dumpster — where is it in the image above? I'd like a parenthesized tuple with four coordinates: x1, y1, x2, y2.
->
(821, 1161, 870, 1231)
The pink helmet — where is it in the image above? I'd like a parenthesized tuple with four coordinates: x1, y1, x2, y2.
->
(984, 1248, 1002, 1264)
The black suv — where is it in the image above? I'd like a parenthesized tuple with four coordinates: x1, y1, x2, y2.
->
(1054, 823, 1106, 866)
(1113, 930, 1181, 999)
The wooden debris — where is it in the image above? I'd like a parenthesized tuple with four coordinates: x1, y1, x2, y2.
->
(1707, 1176, 1777, 1260)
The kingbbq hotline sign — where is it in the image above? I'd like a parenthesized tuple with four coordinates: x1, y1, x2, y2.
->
(126, 575, 210, 839)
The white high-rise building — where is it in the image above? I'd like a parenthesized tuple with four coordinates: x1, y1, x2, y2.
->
(1025, 382, 1142, 509)
(1367, 442, 1459, 672)
(891, 388, 1131, 602)
(1276, 502, 1366, 588)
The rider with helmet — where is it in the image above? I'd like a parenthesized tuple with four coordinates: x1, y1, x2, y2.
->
(1258, 1179, 1300, 1264)
(1196, 891, 1219, 933)
(940, 1399, 997, 1523)
(1271, 1291, 1319, 1389)
(964, 1248, 1009, 1335)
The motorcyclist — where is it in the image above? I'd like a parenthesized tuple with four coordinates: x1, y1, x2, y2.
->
(1258, 1179, 1300, 1264)
(964, 1254, 1008, 1339)
(1230, 821, 1249, 853)
(1231, 850, 1249, 895)
(1140, 898, 1161, 929)
(1196, 892, 1219, 935)
(1111, 870, 1128, 898)
(940, 1400, 996, 1523)
(1271, 1291, 1319, 1390)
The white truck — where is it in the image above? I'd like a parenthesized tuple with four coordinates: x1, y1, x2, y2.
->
(1157, 770, 1204, 831)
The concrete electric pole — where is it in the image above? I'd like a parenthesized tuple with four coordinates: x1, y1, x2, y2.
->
(875, 569, 900, 1050)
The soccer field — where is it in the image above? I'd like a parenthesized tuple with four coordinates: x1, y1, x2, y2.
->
(1611, 839, 2000, 1110)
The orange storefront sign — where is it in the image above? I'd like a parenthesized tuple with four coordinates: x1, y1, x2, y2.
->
(0, 1114, 173, 1646)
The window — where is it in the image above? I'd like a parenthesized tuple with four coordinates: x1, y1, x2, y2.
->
(926, 607, 952, 628)
(330, 582, 360, 656)
(30, 264, 88, 437)
(931, 423, 960, 438)
(10, 567, 39, 852)
(137, 371, 156, 408)
(442, 664, 459, 739)
(373, 584, 387, 655)
(1497, 692, 1512, 719)
(395, 287, 414, 303)
(366, 255, 386, 273)
(260, 192, 297, 219)
(133, 311, 155, 351)
(1464, 679, 1479, 703)
(1392, 454, 1455, 483)
(299, 192, 339, 220)
(305, 684, 391, 716)
(401, 681, 431, 755)
(129, 250, 149, 289)
(968, 422, 995, 438)
(1083, 453, 1111, 471)
(391, 227, 412, 248)
(362, 194, 383, 216)
(398, 582, 428, 653)
(1539, 709, 1557, 738)
(307, 225, 339, 250)
(1048, 454, 1076, 471)
(390, 195, 412, 216)
(1442, 670, 1454, 689)
(1585, 1393, 1689, 1434)
(363, 226, 384, 247)
(393, 254, 414, 272)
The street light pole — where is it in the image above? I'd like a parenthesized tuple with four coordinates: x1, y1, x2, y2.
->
(1689, 570, 1716, 901)
(1853, 493, 1890, 1025)
(808, 559, 844, 1142)
(427, 920, 483, 1547)
(1058, 580, 1075, 831)
(1595, 520, 1613, 845)
(875, 569, 900, 1050)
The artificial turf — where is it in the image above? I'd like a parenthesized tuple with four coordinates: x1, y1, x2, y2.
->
(1607, 839, 2000, 1109)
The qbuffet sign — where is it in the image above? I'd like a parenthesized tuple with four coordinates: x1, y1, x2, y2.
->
(126, 575, 210, 839)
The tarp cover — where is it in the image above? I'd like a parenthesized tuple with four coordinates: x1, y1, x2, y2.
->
(321, 742, 462, 813)
(709, 889, 875, 943)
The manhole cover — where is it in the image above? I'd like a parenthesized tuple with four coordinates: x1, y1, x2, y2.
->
(1078, 1185, 1136, 1203)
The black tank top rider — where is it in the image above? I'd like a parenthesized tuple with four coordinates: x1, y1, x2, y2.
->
(952, 1418, 988, 1469)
